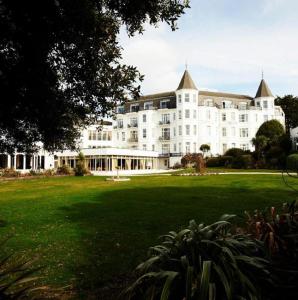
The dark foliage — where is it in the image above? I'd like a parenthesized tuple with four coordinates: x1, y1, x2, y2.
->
(224, 148, 245, 157)
(287, 154, 298, 172)
(0, 0, 189, 153)
(275, 95, 298, 134)
(256, 120, 284, 140)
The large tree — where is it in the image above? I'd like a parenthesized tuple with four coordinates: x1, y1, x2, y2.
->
(275, 95, 298, 134)
(0, 0, 189, 154)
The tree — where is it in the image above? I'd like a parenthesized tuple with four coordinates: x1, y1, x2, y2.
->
(0, 0, 190, 154)
(275, 95, 298, 134)
(200, 144, 210, 156)
(74, 152, 88, 176)
(256, 120, 284, 141)
(252, 135, 269, 160)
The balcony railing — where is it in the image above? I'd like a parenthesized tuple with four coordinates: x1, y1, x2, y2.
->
(128, 137, 138, 143)
(114, 125, 123, 129)
(159, 120, 170, 125)
(159, 135, 170, 141)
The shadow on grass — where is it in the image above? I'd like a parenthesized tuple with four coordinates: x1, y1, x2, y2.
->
(59, 184, 295, 299)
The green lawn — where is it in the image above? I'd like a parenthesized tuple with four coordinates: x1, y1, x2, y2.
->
(0, 174, 297, 298)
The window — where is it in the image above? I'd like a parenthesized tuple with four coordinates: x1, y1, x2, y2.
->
(160, 100, 170, 109)
(231, 112, 235, 121)
(222, 113, 226, 121)
(173, 127, 176, 136)
(207, 126, 211, 135)
(143, 128, 147, 138)
(255, 114, 258, 122)
(256, 101, 260, 107)
(142, 114, 146, 122)
(232, 127, 236, 136)
(173, 113, 176, 120)
(232, 143, 236, 148)
(178, 94, 182, 104)
(239, 114, 248, 122)
(239, 102, 247, 110)
(205, 99, 213, 107)
(130, 117, 138, 127)
(179, 125, 182, 136)
(193, 142, 196, 152)
(186, 142, 190, 153)
(117, 106, 125, 114)
(222, 127, 227, 137)
(263, 101, 268, 109)
(162, 128, 170, 140)
(130, 104, 139, 112)
(152, 145, 155, 151)
(206, 110, 211, 120)
(143, 144, 147, 150)
(179, 143, 182, 153)
(174, 144, 177, 152)
(144, 101, 153, 110)
(117, 132, 119, 140)
(193, 94, 196, 103)
(223, 143, 228, 153)
(186, 125, 190, 135)
(185, 93, 190, 102)
(264, 115, 268, 121)
(193, 125, 197, 135)
(122, 132, 125, 141)
(185, 109, 190, 118)
(240, 144, 249, 150)
(179, 110, 182, 119)
(162, 113, 170, 124)
(117, 119, 123, 128)
(240, 128, 248, 137)
(162, 144, 170, 154)
(193, 110, 197, 118)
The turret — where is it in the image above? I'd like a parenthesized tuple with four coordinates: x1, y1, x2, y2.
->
(254, 79, 274, 110)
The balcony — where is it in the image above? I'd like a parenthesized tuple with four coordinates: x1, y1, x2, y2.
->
(114, 124, 123, 129)
(159, 120, 170, 125)
(128, 123, 138, 128)
(159, 135, 171, 141)
(128, 137, 138, 143)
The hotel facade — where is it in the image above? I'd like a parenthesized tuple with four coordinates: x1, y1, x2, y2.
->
(0, 70, 286, 173)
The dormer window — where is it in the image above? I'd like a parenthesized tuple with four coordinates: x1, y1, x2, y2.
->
(117, 106, 125, 114)
(204, 99, 213, 107)
(144, 101, 153, 110)
(160, 100, 170, 109)
(130, 104, 139, 112)
(239, 102, 248, 110)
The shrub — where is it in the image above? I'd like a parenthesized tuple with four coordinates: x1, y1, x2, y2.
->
(43, 169, 55, 176)
(287, 154, 298, 172)
(0, 168, 20, 178)
(231, 154, 253, 169)
(206, 156, 233, 168)
(125, 215, 272, 300)
(56, 164, 72, 175)
(74, 152, 88, 176)
(172, 162, 182, 169)
(224, 147, 245, 157)
(256, 120, 285, 140)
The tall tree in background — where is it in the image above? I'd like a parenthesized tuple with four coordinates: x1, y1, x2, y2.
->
(0, 0, 189, 154)
(275, 95, 298, 134)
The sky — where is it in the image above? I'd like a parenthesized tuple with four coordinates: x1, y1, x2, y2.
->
(119, 0, 298, 97)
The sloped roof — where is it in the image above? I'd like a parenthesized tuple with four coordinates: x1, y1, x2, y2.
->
(177, 70, 198, 90)
(255, 79, 273, 98)
(200, 90, 253, 100)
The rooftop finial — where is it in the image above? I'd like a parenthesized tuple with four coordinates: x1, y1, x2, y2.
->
(261, 69, 264, 80)
(185, 59, 188, 70)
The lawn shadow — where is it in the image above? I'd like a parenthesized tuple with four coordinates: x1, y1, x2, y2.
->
(58, 183, 295, 299)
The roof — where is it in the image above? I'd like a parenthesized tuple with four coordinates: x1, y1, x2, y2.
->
(177, 70, 198, 90)
(255, 79, 273, 98)
(200, 90, 253, 100)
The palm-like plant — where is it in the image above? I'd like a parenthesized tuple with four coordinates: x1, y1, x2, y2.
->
(124, 215, 272, 300)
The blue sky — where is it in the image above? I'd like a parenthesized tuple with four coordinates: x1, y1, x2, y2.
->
(119, 0, 298, 97)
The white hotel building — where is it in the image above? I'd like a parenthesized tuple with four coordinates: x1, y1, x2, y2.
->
(0, 70, 286, 173)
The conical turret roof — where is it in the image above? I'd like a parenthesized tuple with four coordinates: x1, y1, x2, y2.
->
(177, 70, 197, 90)
(255, 79, 273, 98)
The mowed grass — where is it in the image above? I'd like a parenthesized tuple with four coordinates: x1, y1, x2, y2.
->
(0, 174, 297, 297)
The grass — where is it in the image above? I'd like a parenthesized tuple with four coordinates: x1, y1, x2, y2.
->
(0, 174, 297, 298)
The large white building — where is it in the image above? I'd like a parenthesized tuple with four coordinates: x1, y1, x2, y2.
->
(113, 70, 285, 167)
(0, 70, 286, 173)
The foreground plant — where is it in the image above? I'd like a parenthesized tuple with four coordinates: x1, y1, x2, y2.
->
(124, 215, 272, 300)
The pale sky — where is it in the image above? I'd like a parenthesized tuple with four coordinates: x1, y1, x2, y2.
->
(119, 0, 298, 97)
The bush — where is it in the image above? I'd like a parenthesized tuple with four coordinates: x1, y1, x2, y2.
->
(172, 162, 182, 169)
(74, 152, 88, 176)
(287, 154, 298, 172)
(206, 156, 233, 168)
(56, 164, 72, 175)
(125, 215, 272, 300)
(231, 154, 253, 169)
(224, 147, 245, 157)
(0, 168, 20, 177)
(257, 120, 285, 140)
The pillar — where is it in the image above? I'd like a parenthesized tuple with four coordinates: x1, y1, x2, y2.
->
(23, 155, 26, 170)
(7, 155, 11, 169)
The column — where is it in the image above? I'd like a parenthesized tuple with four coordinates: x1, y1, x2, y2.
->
(14, 155, 17, 170)
(23, 155, 26, 170)
(7, 155, 11, 169)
